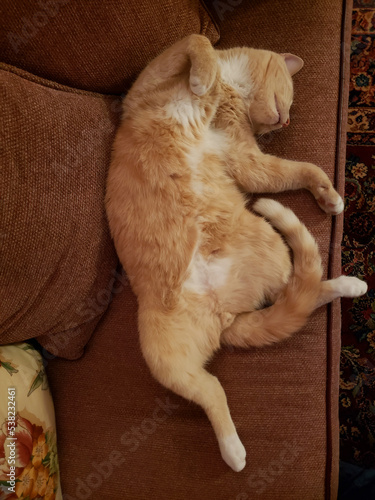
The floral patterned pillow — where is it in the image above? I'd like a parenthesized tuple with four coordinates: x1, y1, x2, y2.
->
(0, 343, 62, 500)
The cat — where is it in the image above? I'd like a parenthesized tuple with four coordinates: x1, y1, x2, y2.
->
(105, 35, 367, 472)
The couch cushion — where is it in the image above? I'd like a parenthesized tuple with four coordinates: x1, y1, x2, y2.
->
(46, 0, 351, 498)
(207, 0, 352, 495)
(0, 0, 219, 94)
(0, 64, 120, 359)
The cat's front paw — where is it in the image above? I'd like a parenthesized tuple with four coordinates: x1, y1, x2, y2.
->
(189, 49, 217, 96)
(314, 185, 344, 215)
(189, 71, 215, 97)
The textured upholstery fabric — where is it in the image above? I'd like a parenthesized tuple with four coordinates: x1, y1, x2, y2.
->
(0, 0, 352, 500)
(0, 0, 219, 94)
(0, 0, 218, 359)
(209, 1, 352, 496)
(0, 65, 119, 359)
(44, 1, 351, 499)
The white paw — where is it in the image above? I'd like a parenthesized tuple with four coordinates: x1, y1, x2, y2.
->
(330, 195, 344, 215)
(189, 75, 207, 96)
(335, 276, 368, 298)
(219, 434, 246, 472)
(316, 188, 344, 215)
(220, 312, 235, 329)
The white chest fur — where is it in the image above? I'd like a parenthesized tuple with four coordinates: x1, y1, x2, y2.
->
(186, 128, 228, 195)
(218, 54, 253, 98)
(183, 251, 232, 295)
(163, 88, 202, 128)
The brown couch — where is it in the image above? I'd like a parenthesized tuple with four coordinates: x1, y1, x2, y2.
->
(1, 0, 352, 498)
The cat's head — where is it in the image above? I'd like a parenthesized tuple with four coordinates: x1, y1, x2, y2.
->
(218, 48, 304, 135)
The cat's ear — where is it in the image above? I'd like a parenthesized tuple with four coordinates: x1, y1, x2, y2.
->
(281, 53, 304, 76)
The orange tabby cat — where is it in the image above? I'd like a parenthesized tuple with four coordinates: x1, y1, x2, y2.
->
(105, 35, 367, 472)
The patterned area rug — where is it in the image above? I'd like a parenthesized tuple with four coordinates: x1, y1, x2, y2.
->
(340, 0, 375, 469)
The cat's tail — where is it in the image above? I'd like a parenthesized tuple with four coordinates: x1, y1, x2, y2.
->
(222, 198, 323, 347)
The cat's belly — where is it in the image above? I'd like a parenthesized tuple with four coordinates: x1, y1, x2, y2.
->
(181, 212, 293, 314)
(183, 251, 232, 296)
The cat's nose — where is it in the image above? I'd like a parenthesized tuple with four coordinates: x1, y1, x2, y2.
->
(283, 118, 290, 128)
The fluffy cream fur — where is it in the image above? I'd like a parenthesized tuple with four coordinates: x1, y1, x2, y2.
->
(105, 35, 367, 472)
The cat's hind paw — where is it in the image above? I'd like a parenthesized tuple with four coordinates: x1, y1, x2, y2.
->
(219, 434, 246, 472)
(334, 276, 368, 298)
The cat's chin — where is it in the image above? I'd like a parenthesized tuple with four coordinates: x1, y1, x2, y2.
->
(254, 124, 282, 136)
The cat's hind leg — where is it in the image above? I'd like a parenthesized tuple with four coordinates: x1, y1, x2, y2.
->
(221, 199, 323, 348)
(168, 366, 246, 472)
(138, 305, 246, 472)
